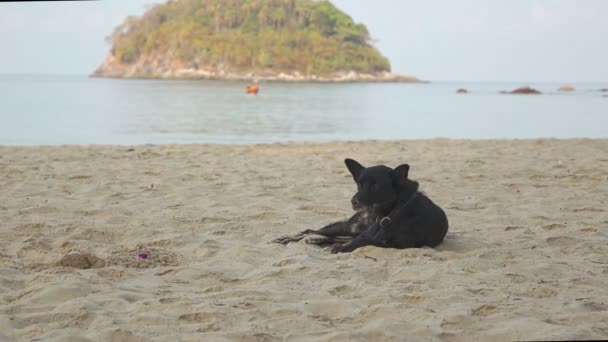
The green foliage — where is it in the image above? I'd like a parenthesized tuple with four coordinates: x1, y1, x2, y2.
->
(106, 0, 391, 75)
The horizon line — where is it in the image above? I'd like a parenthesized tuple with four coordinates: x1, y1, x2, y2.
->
(0, 72, 606, 84)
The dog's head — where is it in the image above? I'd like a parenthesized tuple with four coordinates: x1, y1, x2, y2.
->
(345, 158, 410, 210)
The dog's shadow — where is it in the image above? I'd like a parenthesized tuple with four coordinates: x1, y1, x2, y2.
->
(300, 231, 486, 255)
(434, 232, 487, 253)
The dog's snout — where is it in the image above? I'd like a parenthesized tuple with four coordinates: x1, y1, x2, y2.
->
(351, 194, 363, 210)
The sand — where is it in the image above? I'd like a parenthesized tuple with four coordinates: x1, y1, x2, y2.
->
(1, 139, 608, 341)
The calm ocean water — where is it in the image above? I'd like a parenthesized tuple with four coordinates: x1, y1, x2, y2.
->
(0, 74, 607, 145)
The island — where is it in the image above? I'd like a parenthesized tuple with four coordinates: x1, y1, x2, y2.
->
(91, 0, 422, 82)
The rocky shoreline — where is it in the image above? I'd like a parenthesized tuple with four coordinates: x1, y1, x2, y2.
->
(91, 57, 423, 83)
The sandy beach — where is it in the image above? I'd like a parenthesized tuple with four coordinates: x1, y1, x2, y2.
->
(1, 139, 608, 341)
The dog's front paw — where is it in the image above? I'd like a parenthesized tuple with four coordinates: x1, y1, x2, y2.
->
(272, 233, 307, 245)
(331, 244, 345, 254)
(305, 235, 333, 246)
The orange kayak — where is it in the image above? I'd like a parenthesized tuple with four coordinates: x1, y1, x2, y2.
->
(246, 83, 259, 95)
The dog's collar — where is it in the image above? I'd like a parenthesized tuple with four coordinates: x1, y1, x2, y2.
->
(377, 192, 419, 229)
(372, 199, 397, 213)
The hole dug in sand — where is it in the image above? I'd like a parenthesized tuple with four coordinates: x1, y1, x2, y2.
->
(56, 252, 106, 269)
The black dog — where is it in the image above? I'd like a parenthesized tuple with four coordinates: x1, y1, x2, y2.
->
(273, 159, 448, 254)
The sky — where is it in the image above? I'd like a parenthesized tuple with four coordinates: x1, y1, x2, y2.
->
(0, 0, 607, 82)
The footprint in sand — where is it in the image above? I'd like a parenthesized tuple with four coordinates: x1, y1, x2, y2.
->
(67, 175, 92, 181)
(159, 297, 179, 304)
(573, 207, 604, 213)
(106, 215, 129, 225)
(542, 223, 566, 230)
(200, 216, 231, 224)
(546, 236, 578, 247)
(504, 226, 526, 231)
(232, 302, 256, 310)
(78, 209, 110, 217)
(179, 312, 214, 323)
(582, 301, 608, 312)
(71, 228, 123, 244)
(592, 326, 608, 337)
(328, 285, 352, 296)
(17, 234, 52, 258)
(103, 329, 147, 342)
(527, 286, 558, 299)
(194, 239, 220, 259)
(246, 212, 278, 220)
(472, 304, 499, 317)
(15, 222, 46, 233)
(440, 314, 476, 330)
(272, 258, 298, 267)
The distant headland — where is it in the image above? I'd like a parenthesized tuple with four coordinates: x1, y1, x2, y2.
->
(91, 0, 422, 83)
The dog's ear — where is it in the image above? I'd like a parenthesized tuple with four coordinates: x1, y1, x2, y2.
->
(393, 164, 410, 180)
(344, 158, 364, 181)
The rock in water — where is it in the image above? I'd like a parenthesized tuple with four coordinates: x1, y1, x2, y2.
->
(507, 86, 542, 95)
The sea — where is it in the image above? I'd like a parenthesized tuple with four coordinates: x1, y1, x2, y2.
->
(1, 74, 607, 145)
